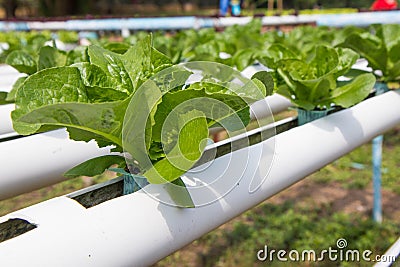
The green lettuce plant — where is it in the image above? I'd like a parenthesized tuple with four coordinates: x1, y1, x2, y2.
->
(340, 24, 400, 89)
(11, 35, 272, 206)
(275, 45, 375, 111)
(1, 44, 88, 104)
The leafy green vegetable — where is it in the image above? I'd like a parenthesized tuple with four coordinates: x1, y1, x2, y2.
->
(11, 34, 269, 206)
(66, 46, 89, 65)
(88, 45, 134, 94)
(5, 76, 27, 102)
(12, 35, 171, 144)
(165, 178, 195, 208)
(11, 64, 131, 147)
(64, 155, 126, 178)
(57, 30, 79, 44)
(12, 67, 89, 134)
(38, 46, 67, 71)
(276, 45, 374, 110)
(6, 50, 37, 75)
(340, 24, 400, 84)
(17, 99, 129, 148)
(251, 71, 274, 96)
(3, 45, 80, 105)
(143, 110, 208, 184)
(103, 42, 131, 54)
(0, 92, 12, 105)
(331, 73, 376, 108)
(6, 21, 387, 206)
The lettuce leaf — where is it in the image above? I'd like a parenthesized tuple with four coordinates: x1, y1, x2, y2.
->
(341, 24, 400, 83)
(6, 50, 37, 75)
(38, 46, 67, 71)
(0, 92, 12, 105)
(143, 110, 209, 184)
(5, 76, 26, 102)
(331, 73, 376, 108)
(64, 155, 126, 178)
(12, 35, 270, 191)
(276, 45, 374, 110)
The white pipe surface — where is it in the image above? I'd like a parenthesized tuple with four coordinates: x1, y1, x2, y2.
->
(374, 237, 400, 267)
(0, 104, 14, 135)
(0, 131, 18, 140)
(0, 64, 24, 136)
(0, 64, 20, 75)
(0, 128, 111, 200)
(0, 90, 399, 266)
(0, 65, 24, 92)
(251, 94, 291, 119)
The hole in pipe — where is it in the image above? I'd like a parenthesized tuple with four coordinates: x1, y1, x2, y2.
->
(68, 176, 124, 208)
(0, 218, 37, 243)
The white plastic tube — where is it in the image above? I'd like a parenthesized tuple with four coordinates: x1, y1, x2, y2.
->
(0, 65, 24, 92)
(0, 90, 399, 266)
(250, 94, 291, 119)
(374, 237, 400, 267)
(0, 64, 24, 136)
(0, 64, 19, 76)
(0, 128, 111, 200)
(0, 104, 14, 135)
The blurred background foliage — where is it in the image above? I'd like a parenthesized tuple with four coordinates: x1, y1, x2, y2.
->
(0, 0, 377, 18)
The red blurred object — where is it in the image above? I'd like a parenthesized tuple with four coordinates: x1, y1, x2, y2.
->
(371, 0, 398, 10)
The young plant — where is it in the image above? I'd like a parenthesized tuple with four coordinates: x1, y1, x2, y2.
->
(340, 23, 400, 89)
(275, 45, 375, 111)
(1, 43, 88, 104)
(12, 35, 272, 207)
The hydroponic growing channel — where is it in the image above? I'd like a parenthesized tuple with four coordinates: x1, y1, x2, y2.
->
(0, 17, 399, 266)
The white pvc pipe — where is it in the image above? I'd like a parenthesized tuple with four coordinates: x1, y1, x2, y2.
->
(0, 128, 111, 200)
(0, 90, 399, 266)
(0, 65, 25, 136)
(0, 131, 18, 140)
(251, 94, 291, 118)
(0, 104, 14, 135)
(0, 64, 19, 75)
(0, 65, 24, 92)
(208, 94, 291, 136)
(374, 237, 400, 267)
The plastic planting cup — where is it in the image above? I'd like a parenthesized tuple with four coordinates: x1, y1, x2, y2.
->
(297, 108, 330, 126)
(374, 82, 389, 95)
